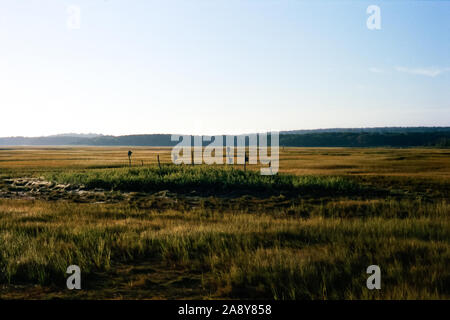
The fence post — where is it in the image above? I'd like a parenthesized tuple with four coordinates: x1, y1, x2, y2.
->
(157, 154, 162, 170)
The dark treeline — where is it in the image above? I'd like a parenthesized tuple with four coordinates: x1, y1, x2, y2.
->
(0, 129, 449, 147)
(280, 132, 450, 147)
(280, 126, 450, 135)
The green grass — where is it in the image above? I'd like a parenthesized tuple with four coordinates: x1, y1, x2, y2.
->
(44, 165, 364, 196)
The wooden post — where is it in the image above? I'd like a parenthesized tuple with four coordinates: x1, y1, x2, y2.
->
(128, 150, 132, 168)
(157, 154, 161, 170)
(244, 151, 248, 172)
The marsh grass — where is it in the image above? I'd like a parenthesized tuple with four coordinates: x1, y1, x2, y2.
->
(44, 165, 364, 196)
(0, 147, 449, 299)
(0, 199, 448, 299)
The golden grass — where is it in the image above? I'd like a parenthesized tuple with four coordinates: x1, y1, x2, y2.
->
(1, 146, 448, 180)
(0, 147, 448, 299)
(0, 198, 448, 299)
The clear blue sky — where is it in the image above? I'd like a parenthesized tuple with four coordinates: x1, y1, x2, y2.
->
(1, 0, 449, 136)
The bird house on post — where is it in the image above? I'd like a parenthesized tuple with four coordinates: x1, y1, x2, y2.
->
(244, 151, 249, 172)
(128, 150, 133, 167)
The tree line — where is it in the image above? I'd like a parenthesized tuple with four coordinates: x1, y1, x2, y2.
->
(1, 130, 449, 147)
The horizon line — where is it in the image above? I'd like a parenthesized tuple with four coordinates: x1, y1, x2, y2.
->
(1, 126, 450, 139)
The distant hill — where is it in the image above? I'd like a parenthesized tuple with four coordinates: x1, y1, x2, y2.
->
(0, 128, 449, 147)
(47, 133, 103, 138)
(73, 134, 176, 146)
(0, 134, 176, 147)
(0, 133, 104, 146)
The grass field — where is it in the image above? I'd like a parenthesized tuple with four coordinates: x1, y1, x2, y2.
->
(0, 147, 448, 299)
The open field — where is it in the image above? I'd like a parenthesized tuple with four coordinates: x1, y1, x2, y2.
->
(0, 147, 449, 299)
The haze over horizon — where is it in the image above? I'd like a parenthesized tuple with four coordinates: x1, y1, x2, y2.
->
(1, 126, 449, 139)
(1, 1, 449, 137)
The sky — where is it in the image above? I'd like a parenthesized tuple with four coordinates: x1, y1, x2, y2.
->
(0, 0, 449, 137)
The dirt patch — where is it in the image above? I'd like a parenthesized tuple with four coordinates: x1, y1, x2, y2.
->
(0, 177, 114, 203)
